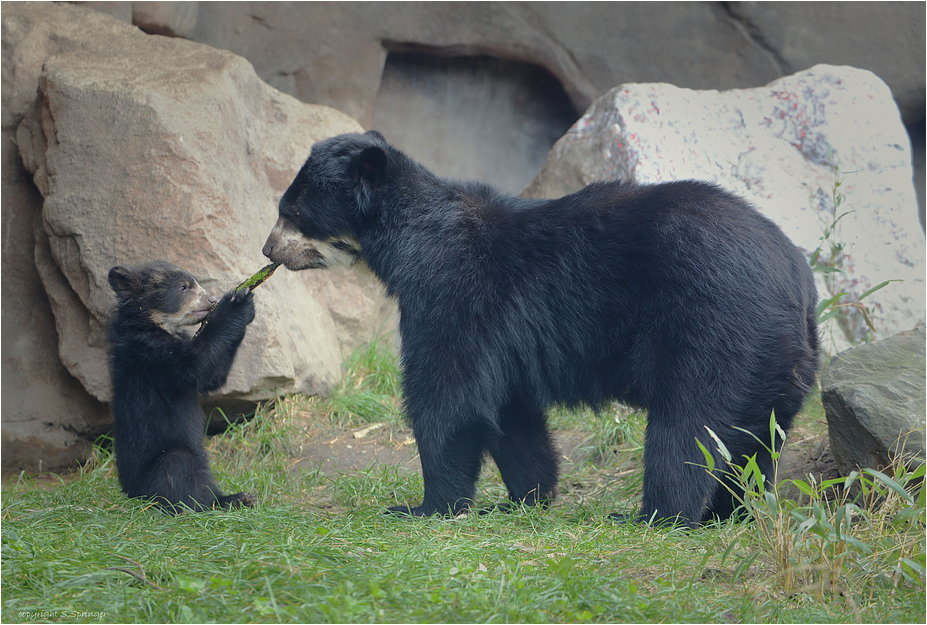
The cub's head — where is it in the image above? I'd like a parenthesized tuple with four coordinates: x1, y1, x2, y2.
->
(262, 130, 389, 271)
(108, 261, 216, 335)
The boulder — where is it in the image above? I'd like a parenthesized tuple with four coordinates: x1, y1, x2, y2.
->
(724, 2, 924, 125)
(0, 123, 109, 473)
(180, 2, 925, 198)
(186, 2, 924, 126)
(522, 66, 925, 351)
(2, 2, 394, 470)
(2, 2, 112, 472)
(822, 327, 926, 476)
(78, 3, 925, 225)
(132, 1, 198, 38)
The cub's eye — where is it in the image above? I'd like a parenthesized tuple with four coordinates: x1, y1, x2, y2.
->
(180, 284, 188, 292)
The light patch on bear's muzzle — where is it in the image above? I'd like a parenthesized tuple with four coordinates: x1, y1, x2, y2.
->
(150, 283, 213, 335)
(262, 216, 360, 270)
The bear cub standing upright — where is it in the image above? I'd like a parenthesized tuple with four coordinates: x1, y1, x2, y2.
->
(263, 130, 819, 527)
(107, 261, 256, 513)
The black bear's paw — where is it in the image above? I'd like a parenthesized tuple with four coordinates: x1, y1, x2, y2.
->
(478, 496, 553, 516)
(385, 502, 470, 518)
(608, 510, 692, 530)
(211, 289, 255, 325)
(234, 492, 257, 509)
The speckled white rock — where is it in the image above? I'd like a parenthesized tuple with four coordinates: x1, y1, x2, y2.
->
(524, 65, 925, 351)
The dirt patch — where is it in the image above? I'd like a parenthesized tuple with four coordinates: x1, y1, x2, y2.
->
(291, 424, 599, 476)
(293, 424, 421, 475)
(777, 424, 841, 500)
(290, 420, 837, 494)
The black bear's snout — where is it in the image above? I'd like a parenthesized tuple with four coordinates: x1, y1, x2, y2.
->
(262, 230, 285, 263)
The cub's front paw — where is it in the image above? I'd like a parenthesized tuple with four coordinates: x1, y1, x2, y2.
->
(222, 289, 255, 324)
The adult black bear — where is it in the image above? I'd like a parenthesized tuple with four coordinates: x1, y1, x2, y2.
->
(263, 130, 819, 527)
(107, 261, 257, 514)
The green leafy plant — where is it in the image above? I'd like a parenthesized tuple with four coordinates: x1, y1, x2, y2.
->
(697, 413, 925, 602)
(809, 165, 900, 343)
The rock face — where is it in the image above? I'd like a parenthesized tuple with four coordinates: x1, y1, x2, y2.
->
(371, 53, 579, 193)
(82, 2, 925, 204)
(182, 2, 925, 127)
(132, 1, 198, 38)
(2, 2, 394, 472)
(522, 66, 925, 351)
(822, 327, 926, 476)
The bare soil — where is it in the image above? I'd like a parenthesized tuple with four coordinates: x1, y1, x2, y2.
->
(290, 419, 839, 487)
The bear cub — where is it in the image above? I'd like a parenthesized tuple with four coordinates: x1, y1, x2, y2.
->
(107, 261, 256, 513)
(263, 130, 820, 528)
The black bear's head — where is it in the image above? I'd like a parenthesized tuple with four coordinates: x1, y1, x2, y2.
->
(108, 261, 216, 334)
(262, 130, 389, 271)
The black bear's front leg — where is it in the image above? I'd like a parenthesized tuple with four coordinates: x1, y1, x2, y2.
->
(388, 420, 487, 517)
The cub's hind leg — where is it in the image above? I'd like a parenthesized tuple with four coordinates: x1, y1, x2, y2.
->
(217, 492, 257, 510)
(142, 447, 253, 513)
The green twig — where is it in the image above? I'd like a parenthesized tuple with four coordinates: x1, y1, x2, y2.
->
(194, 262, 280, 338)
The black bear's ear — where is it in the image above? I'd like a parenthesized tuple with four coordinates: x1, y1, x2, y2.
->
(364, 129, 386, 142)
(108, 266, 137, 294)
(354, 145, 388, 182)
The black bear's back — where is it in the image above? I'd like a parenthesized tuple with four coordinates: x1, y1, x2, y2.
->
(404, 178, 817, 420)
(559, 180, 818, 427)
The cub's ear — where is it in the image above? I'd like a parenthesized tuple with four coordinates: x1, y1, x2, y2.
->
(108, 266, 137, 294)
(364, 129, 386, 142)
(354, 145, 388, 182)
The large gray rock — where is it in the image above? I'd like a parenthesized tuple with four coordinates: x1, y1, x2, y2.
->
(822, 327, 926, 476)
(177, 2, 924, 196)
(0, 124, 109, 472)
(2, 2, 394, 470)
(725, 2, 924, 123)
(523, 66, 925, 351)
(79, 2, 925, 220)
(183, 2, 924, 126)
(2, 2, 112, 472)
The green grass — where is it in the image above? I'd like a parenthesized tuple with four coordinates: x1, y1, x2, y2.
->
(3, 340, 924, 623)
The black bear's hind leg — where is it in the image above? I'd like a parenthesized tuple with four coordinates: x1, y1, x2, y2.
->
(703, 443, 775, 524)
(486, 399, 559, 511)
(635, 411, 720, 529)
(702, 481, 744, 524)
(387, 420, 487, 517)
